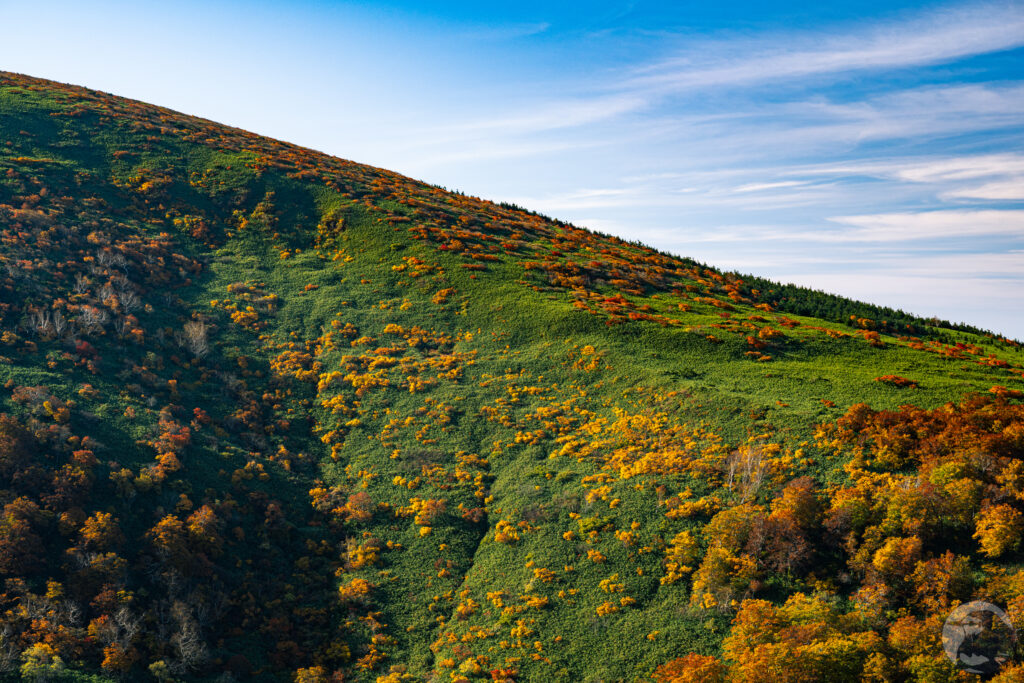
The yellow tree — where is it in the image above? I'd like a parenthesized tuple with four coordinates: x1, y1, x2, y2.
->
(974, 504, 1023, 558)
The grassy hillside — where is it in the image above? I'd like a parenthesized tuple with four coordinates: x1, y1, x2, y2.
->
(0, 71, 1021, 682)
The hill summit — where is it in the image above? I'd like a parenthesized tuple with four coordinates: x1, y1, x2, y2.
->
(0, 71, 1022, 681)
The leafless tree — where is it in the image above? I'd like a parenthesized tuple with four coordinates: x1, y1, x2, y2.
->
(113, 605, 142, 648)
(169, 601, 209, 673)
(114, 316, 130, 339)
(60, 599, 82, 627)
(120, 288, 141, 312)
(29, 310, 51, 337)
(73, 273, 89, 294)
(26, 309, 66, 339)
(77, 306, 109, 333)
(51, 310, 67, 338)
(180, 321, 209, 358)
(0, 625, 17, 672)
(95, 249, 115, 268)
(726, 445, 768, 501)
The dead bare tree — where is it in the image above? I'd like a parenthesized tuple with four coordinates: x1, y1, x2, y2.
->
(119, 288, 141, 312)
(77, 306, 109, 334)
(180, 321, 209, 358)
(0, 625, 16, 672)
(51, 310, 67, 338)
(726, 445, 768, 501)
(29, 310, 51, 337)
(169, 601, 209, 674)
(113, 605, 142, 648)
(73, 273, 89, 294)
(95, 249, 115, 268)
(113, 316, 130, 339)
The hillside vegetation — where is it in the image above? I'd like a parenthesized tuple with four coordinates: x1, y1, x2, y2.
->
(0, 71, 1022, 682)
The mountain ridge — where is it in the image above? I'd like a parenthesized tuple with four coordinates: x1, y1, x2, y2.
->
(4, 70, 1006, 341)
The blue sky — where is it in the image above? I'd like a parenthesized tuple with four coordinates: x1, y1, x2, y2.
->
(3, 0, 1023, 337)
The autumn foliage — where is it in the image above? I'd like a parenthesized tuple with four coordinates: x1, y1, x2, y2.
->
(0, 70, 1022, 682)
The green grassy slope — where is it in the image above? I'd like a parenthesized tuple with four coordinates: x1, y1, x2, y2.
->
(0, 72, 1021, 682)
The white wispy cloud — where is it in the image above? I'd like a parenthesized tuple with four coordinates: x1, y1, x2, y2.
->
(732, 180, 811, 193)
(396, 138, 609, 168)
(628, 3, 1024, 93)
(828, 209, 1024, 241)
(623, 209, 1024, 245)
(801, 153, 1024, 182)
(630, 83, 1024, 165)
(945, 181, 1024, 200)
(891, 249, 1024, 277)
(459, 21, 552, 41)
(430, 94, 647, 137)
(505, 187, 655, 212)
(895, 154, 1024, 183)
(785, 152, 1024, 203)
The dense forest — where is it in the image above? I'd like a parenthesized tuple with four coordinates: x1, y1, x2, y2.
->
(0, 71, 1021, 682)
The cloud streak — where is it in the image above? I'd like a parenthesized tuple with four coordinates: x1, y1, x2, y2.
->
(628, 3, 1024, 93)
(780, 152, 1024, 204)
(828, 209, 1024, 241)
